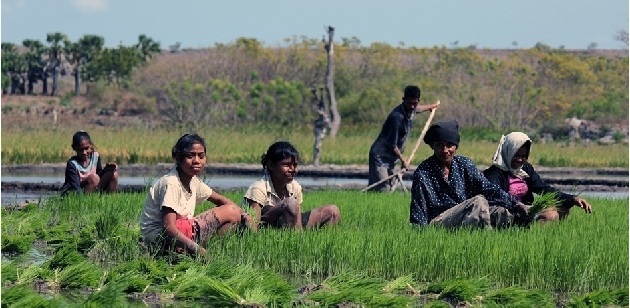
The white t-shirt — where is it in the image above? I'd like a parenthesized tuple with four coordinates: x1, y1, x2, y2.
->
(139, 168, 213, 243)
(243, 177, 303, 207)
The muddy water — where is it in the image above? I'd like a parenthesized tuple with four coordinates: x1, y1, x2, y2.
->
(1, 174, 370, 206)
(2, 174, 627, 206)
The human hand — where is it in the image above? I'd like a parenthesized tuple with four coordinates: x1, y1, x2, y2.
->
(574, 197, 592, 213)
(241, 213, 257, 231)
(185, 241, 207, 256)
(104, 162, 117, 172)
(515, 202, 529, 216)
(401, 160, 410, 171)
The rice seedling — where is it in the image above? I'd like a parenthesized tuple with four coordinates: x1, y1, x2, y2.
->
(483, 286, 555, 307)
(58, 260, 103, 289)
(2, 262, 20, 285)
(305, 272, 412, 307)
(1, 234, 36, 255)
(45, 243, 87, 271)
(1, 284, 66, 307)
(2, 125, 628, 167)
(425, 278, 489, 303)
(169, 268, 247, 306)
(566, 288, 629, 307)
(82, 274, 131, 307)
(0, 190, 627, 306)
(110, 258, 173, 288)
(529, 191, 561, 219)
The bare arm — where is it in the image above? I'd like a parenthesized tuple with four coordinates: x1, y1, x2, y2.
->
(207, 191, 238, 207)
(415, 102, 440, 113)
(245, 198, 302, 230)
(161, 207, 206, 256)
(244, 199, 263, 230)
(572, 197, 593, 213)
(393, 146, 409, 170)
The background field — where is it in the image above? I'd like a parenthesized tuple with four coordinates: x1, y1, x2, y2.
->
(2, 124, 628, 168)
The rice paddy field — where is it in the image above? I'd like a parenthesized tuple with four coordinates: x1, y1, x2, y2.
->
(1, 190, 628, 307)
(2, 125, 628, 167)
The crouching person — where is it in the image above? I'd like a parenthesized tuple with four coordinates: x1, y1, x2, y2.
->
(139, 133, 251, 257)
(244, 141, 341, 230)
(409, 120, 528, 229)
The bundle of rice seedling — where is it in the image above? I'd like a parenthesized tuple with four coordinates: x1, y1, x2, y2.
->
(529, 192, 561, 219)
(426, 278, 489, 303)
(307, 272, 411, 307)
(484, 286, 554, 307)
(171, 268, 246, 306)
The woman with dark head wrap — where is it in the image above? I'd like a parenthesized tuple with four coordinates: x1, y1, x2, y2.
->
(410, 120, 529, 229)
(483, 132, 592, 220)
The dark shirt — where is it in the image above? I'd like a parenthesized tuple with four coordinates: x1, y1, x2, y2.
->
(410, 155, 518, 226)
(61, 154, 103, 195)
(369, 104, 414, 166)
(483, 163, 575, 208)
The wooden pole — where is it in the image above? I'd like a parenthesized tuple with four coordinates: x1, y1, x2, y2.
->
(362, 101, 440, 192)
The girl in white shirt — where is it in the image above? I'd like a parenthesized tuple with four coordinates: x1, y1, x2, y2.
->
(244, 141, 341, 230)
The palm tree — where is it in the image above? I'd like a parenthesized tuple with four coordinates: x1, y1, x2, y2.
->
(64, 34, 104, 95)
(46, 31, 68, 96)
(1, 42, 27, 94)
(136, 34, 161, 62)
(22, 39, 47, 95)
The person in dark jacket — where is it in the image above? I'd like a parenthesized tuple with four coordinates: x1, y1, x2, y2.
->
(409, 120, 528, 229)
(368, 85, 439, 192)
(483, 132, 592, 220)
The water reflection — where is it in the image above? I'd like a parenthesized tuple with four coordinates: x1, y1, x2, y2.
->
(2, 174, 628, 206)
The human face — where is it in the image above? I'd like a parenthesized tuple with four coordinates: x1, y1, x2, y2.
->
(431, 141, 457, 166)
(178, 143, 207, 177)
(402, 97, 419, 114)
(510, 146, 529, 169)
(269, 157, 298, 185)
(73, 139, 93, 161)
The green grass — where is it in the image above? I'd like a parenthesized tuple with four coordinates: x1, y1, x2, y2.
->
(1, 190, 628, 306)
(2, 125, 628, 167)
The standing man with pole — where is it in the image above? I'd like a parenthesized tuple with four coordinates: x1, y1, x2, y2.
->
(367, 85, 439, 192)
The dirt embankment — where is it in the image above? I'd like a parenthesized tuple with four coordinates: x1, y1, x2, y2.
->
(2, 163, 628, 193)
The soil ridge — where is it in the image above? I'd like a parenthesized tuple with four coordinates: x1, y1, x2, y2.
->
(2, 163, 627, 194)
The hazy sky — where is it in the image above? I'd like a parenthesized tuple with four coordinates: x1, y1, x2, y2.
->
(2, 0, 628, 50)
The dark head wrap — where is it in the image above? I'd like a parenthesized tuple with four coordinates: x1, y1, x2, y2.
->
(423, 120, 460, 147)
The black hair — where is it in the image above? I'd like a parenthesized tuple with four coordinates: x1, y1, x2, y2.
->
(172, 133, 207, 163)
(71, 131, 92, 149)
(261, 141, 301, 171)
(403, 85, 421, 99)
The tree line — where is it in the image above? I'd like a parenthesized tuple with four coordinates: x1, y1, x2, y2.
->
(132, 37, 628, 134)
(1, 32, 160, 96)
(2, 34, 628, 135)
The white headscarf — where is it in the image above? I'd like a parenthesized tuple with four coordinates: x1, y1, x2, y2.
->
(491, 132, 531, 179)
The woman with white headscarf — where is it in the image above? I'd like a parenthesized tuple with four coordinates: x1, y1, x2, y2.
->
(483, 132, 592, 220)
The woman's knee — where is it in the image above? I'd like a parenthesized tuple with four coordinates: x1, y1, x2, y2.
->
(322, 204, 341, 223)
(215, 203, 243, 223)
(537, 209, 559, 222)
(87, 173, 100, 186)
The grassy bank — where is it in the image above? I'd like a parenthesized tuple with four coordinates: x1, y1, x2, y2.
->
(1, 190, 627, 306)
(2, 125, 628, 167)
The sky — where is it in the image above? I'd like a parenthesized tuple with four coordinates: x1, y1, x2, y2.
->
(1, 0, 628, 50)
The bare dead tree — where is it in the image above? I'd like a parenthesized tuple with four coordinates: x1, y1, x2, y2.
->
(312, 87, 330, 166)
(615, 29, 629, 48)
(324, 26, 341, 137)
